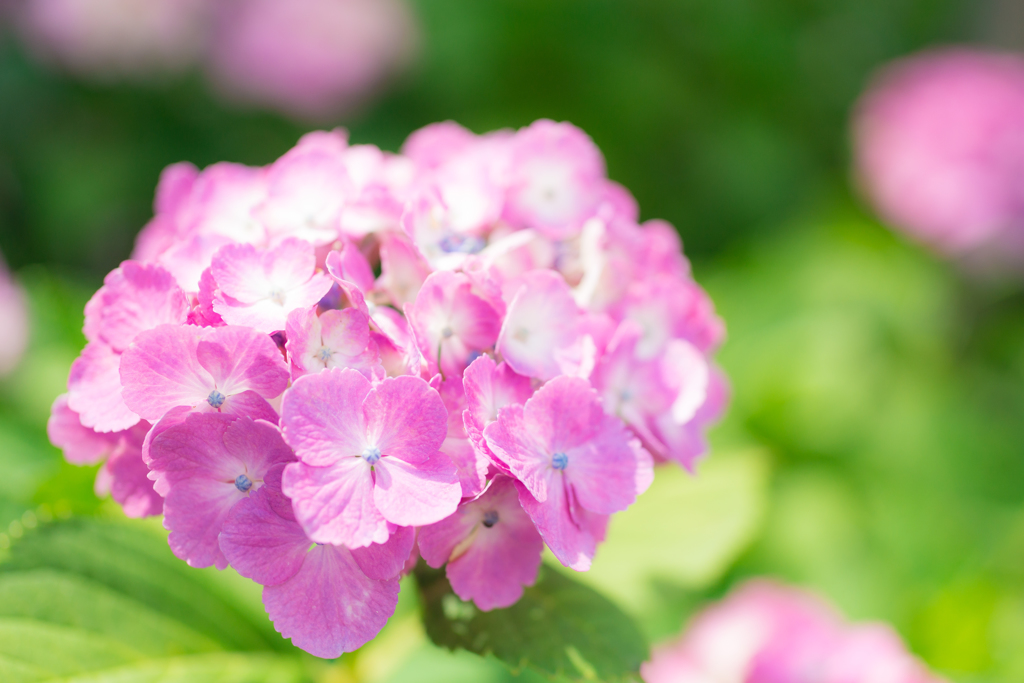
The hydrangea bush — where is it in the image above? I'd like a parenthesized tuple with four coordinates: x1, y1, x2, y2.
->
(47, 119, 725, 658)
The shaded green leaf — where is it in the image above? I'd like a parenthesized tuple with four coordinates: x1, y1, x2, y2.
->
(415, 563, 647, 682)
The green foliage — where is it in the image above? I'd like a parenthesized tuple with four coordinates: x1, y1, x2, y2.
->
(414, 563, 648, 682)
(0, 517, 311, 682)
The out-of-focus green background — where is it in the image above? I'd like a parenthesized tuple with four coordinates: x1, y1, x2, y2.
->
(3, 1, 1024, 681)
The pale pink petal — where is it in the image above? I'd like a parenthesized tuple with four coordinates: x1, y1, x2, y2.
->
(350, 525, 416, 580)
(377, 232, 430, 306)
(262, 544, 399, 659)
(286, 306, 380, 380)
(497, 269, 580, 380)
(280, 368, 372, 467)
(182, 161, 268, 244)
(47, 394, 120, 465)
(361, 375, 448, 465)
(503, 120, 606, 239)
(219, 390, 280, 423)
(87, 261, 190, 353)
(212, 238, 332, 333)
(282, 459, 388, 548)
(408, 271, 500, 378)
(68, 342, 141, 432)
(372, 451, 461, 527)
(257, 132, 353, 245)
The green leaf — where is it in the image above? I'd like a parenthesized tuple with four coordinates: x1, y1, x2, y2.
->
(0, 517, 286, 653)
(414, 563, 648, 682)
(0, 516, 310, 683)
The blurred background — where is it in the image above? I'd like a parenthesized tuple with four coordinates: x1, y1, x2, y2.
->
(2, 0, 1024, 681)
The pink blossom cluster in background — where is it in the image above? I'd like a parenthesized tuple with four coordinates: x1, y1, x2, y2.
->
(47, 119, 726, 658)
(0, 251, 28, 377)
(642, 580, 946, 683)
(11, 0, 418, 120)
(854, 48, 1024, 266)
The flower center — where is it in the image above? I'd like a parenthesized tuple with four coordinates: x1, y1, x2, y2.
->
(207, 390, 226, 409)
(316, 346, 334, 363)
(439, 234, 486, 254)
(482, 510, 499, 528)
(441, 326, 454, 339)
(269, 288, 286, 306)
(552, 452, 568, 470)
(235, 474, 252, 492)
(362, 446, 382, 465)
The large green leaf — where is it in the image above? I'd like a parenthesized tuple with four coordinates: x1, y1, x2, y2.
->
(0, 517, 286, 652)
(0, 517, 309, 683)
(414, 563, 648, 682)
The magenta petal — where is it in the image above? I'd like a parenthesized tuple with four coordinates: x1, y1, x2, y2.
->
(263, 544, 399, 659)
(282, 459, 388, 548)
(350, 525, 416, 580)
(91, 261, 190, 353)
(119, 324, 211, 421)
(372, 450, 461, 527)
(47, 394, 119, 465)
(220, 484, 310, 586)
(281, 368, 372, 467)
(361, 375, 447, 465)
(67, 342, 140, 433)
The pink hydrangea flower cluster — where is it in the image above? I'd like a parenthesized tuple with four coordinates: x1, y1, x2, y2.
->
(642, 580, 946, 683)
(13, 0, 418, 120)
(48, 120, 726, 658)
(854, 49, 1024, 264)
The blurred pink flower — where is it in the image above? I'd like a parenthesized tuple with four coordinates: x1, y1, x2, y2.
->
(206, 0, 419, 121)
(642, 579, 945, 683)
(0, 253, 27, 377)
(16, 0, 209, 81)
(854, 48, 1024, 262)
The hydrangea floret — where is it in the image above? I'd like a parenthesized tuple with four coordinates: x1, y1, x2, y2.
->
(48, 119, 727, 658)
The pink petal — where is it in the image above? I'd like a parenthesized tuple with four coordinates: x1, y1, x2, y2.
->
(220, 474, 310, 587)
(151, 414, 295, 568)
(350, 525, 416, 580)
(372, 450, 461, 527)
(515, 479, 606, 572)
(420, 476, 543, 610)
(219, 390, 280, 423)
(462, 355, 533, 463)
(282, 459, 388, 548)
(47, 394, 120, 465)
(119, 324, 212, 421)
(68, 342, 141, 432)
(262, 544, 399, 658)
(280, 368, 372, 467)
(196, 325, 289, 397)
(286, 306, 380, 381)
(361, 375, 448, 465)
(105, 434, 163, 518)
